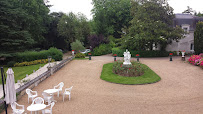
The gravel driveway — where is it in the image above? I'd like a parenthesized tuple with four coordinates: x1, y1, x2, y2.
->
(4, 55, 203, 114)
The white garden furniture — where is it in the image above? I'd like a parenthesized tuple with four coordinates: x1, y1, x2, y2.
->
(54, 82, 64, 97)
(63, 86, 73, 101)
(42, 92, 53, 104)
(11, 102, 25, 114)
(42, 102, 55, 114)
(32, 97, 44, 105)
(26, 89, 38, 103)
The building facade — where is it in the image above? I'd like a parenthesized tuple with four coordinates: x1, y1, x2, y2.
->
(166, 14, 203, 53)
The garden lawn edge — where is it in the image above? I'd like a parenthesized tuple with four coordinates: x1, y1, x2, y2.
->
(100, 63, 161, 85)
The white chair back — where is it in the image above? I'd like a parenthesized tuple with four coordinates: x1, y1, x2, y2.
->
(32, 97, 44, 105)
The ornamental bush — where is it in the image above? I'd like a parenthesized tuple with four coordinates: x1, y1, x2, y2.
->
(75, 53, 85, 58)
(112, 60, 146, 77)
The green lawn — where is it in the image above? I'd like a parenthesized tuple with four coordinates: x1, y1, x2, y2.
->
(100, 63, 161, 85)
(0, 63, 46, 84)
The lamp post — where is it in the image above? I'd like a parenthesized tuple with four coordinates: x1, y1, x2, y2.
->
(113, 54, 117, 61)
(88, 53, 91, 60)
(136, 54, 140, 62)
(169, 53, 173, 61)
(1, 67, 7, 114)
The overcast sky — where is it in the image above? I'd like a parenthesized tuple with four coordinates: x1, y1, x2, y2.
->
(49, 0, 203, 20)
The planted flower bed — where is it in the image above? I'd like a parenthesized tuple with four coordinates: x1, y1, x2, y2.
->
(188, 53, 203, 68)
(113, 61, 146, 77)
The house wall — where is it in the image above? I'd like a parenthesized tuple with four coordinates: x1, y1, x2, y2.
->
(166, 32, 194, 53)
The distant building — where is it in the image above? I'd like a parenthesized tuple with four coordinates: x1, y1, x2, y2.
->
(166, 14, 203, 53)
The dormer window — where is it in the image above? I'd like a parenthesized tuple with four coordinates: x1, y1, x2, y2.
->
(182, 24, 190, 33)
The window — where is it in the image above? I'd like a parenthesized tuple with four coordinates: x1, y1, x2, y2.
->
(190, 43, 194, 50)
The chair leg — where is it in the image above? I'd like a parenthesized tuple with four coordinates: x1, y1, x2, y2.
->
(69, 94, 71, 100)
(63, 94, 65, 102)
(57, 91, 59, 97)
(28, 97, 29, 103)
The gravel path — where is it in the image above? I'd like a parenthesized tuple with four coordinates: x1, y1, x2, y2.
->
(4, 55, 203, 114)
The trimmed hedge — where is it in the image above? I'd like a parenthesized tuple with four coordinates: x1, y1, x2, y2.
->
(14, 47, 63, 62)
(112, 48, 169, 57)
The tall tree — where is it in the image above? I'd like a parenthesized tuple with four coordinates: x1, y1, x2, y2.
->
(92, 0, 132, 38)
(194, 22, 203, 54)
(57, 12, 90, 49)
(121, 0, 184, 51)
(0, 0, 34, 52)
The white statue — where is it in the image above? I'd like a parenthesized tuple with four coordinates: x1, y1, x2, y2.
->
(123, 49, 131, 65)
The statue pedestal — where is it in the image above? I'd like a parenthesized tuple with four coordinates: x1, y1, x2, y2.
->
(123, 62, 131, 65)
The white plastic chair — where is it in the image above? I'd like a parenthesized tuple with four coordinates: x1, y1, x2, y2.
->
(32, 97, 44, 105)
(63, 86, 73, 101)
(54, 82, 64, 97)
(11, 102, 25, 114)
(26, 89, 38, 103)
(42, 92, 53, 104)
(42, 102, 55, 114)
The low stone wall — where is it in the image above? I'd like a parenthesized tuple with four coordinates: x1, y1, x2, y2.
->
(0, 56, 73, 106)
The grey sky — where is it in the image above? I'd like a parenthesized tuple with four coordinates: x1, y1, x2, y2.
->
(49, 0, 203, 20)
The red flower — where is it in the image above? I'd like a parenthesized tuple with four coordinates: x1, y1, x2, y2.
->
(72, 50, 74, 51)
(136, 54, 139, 57)
(182, 50, 185, 52)
(113, 54, 117, 57)
(88, 53, 91, 55)
(169, 53, 173, 56)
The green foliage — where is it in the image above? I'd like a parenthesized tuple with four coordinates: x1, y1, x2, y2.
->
(15, 47, 63, 62)
(101, 63, 161, 85)
(122, 0, 184, 51)
(113, 61, 146, 77)
(93, 44, 112, 56)
(75, 53, 85, 58)
(92, 0, 132, 38)
(7, 61, 16, 67)
(194, 22, 203, 54)
(57, 12, 90, 47)
(112, 48, 169, 57)
(71, 40, 85, 52)
(0, 0, 51, 52)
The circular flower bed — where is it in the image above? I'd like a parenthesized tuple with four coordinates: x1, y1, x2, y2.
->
(113, 60, 146, 77)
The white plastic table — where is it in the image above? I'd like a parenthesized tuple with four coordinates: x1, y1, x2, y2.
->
(27, 104, 46, 114)
(44, 89, 58, 102)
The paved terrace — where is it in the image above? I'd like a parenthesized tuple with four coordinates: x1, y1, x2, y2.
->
(2, 55, 203, 114)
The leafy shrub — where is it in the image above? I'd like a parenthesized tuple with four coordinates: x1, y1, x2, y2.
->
(71, 40, 85, 52)
(93, 44, 112, 56)
(113, 60, 146, 77)
(15, 47, 63, 62)
(7, 61, 16, 67)
(14, 59, 54, 67)
(112, 48, 169, 57)
(75, 53, 85, 58)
